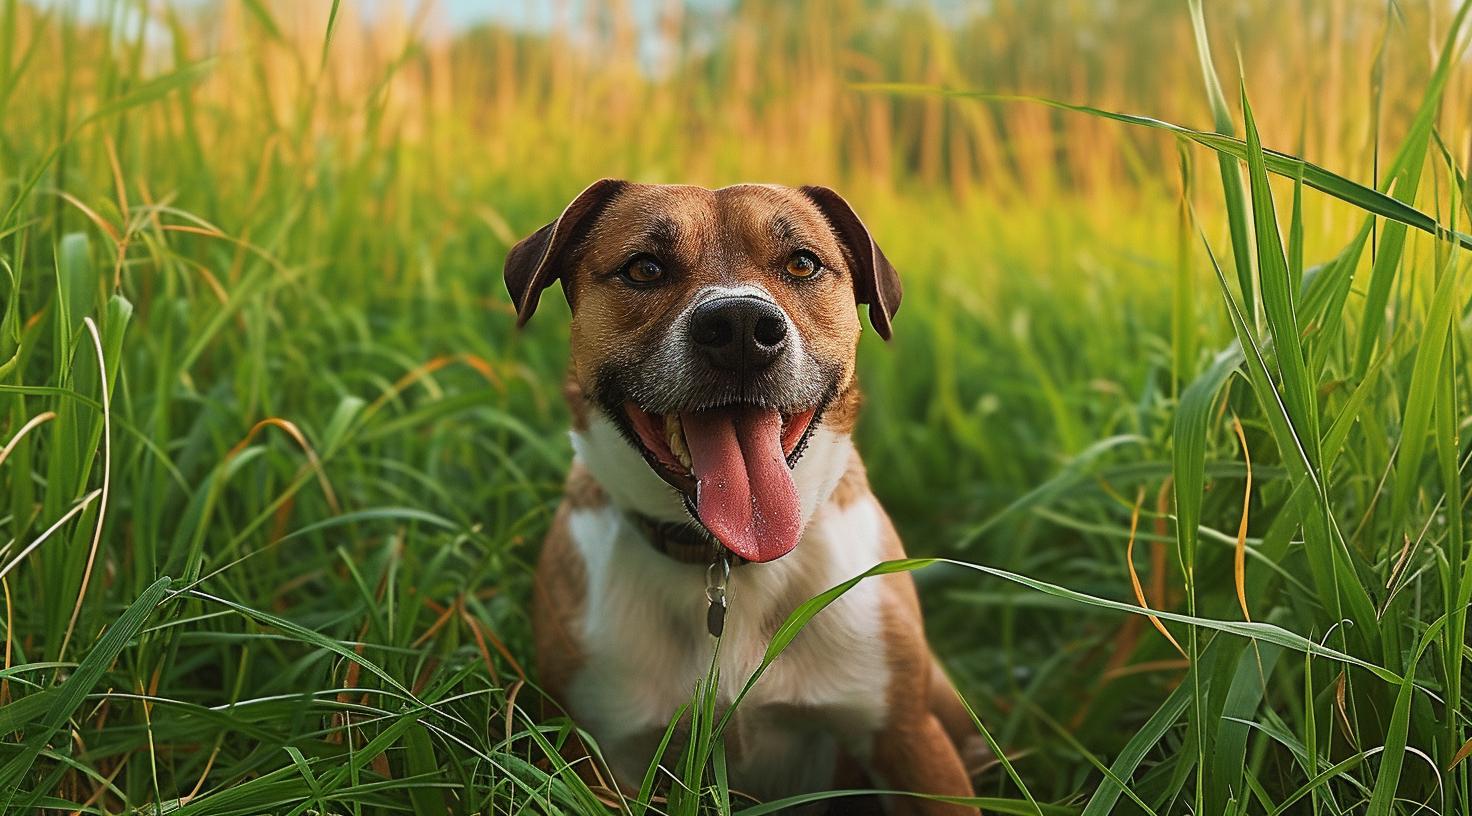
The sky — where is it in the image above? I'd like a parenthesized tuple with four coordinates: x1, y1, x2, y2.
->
(41, 0, 748, 75)
(46, 0, 725, 32)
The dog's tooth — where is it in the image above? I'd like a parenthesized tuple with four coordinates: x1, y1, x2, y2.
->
(666, 415, 692, 470)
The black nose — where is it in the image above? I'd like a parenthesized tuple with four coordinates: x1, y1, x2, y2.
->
(688, 296, 789, 373)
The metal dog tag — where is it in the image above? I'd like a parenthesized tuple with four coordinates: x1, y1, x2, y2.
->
(706, 596, 728, 638)
(705, 553, 731, 638)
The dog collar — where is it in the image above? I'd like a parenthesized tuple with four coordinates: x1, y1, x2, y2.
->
(627, 512, 746, 567)
(627, 511, 742, 637)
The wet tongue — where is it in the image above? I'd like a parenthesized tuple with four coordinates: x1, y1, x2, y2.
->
(681, 405, 801, 562)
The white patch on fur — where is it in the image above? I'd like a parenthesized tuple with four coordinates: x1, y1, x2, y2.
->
(572, 413, 687, 521)
(789, 426, 853, 525)
(564, 446, 892, 799)
(693, 282, 776, 302)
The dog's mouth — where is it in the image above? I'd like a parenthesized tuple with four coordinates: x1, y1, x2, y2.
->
(623, 402, 821, 563)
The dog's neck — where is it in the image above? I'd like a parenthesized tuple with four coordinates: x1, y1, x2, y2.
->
(570, 409, 855, 535)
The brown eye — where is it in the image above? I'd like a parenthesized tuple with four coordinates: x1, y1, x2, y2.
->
(620, 255, 665, 285)
(785, 251, 822, 280)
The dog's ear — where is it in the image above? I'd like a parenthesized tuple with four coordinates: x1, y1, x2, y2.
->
(798, 185, 901, 340)
(504, 178, 627, 326)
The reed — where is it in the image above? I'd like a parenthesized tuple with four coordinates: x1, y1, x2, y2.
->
(1, 0, 1469, 812)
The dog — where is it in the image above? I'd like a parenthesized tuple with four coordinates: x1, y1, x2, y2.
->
(507, 180, 980, 814)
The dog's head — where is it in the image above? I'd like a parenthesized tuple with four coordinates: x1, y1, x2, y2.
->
(506, 180, 899, 562)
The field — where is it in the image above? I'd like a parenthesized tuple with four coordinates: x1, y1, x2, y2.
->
(2, 0, 1471, 813)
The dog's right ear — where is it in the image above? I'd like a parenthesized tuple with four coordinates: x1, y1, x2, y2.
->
(504, 178, 627, 326)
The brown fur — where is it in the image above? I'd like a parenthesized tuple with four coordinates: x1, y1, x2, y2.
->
(562, 372, 590, 432)
(872, 509, 978, 815)
(562, 462, 605, 510)
(823, 382, 864, 436)
(561, 184, 866, 412)
(512, 182, 976, 814)
(829, 444, 872, 509)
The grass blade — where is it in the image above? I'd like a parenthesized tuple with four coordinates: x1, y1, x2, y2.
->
(0, 576, 171, 808)
(860, 84, 1472, 249)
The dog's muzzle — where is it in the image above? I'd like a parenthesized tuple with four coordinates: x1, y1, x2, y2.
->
(589, 288, 841, 563)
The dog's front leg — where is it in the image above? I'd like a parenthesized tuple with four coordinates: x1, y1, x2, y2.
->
(869, 713, 978, 815)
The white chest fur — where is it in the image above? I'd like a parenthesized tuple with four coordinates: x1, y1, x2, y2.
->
(563, 429, 892, 799)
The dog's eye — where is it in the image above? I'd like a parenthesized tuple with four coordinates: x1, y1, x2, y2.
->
(784, 251, 822, 280)
(620, 256, 665, 285)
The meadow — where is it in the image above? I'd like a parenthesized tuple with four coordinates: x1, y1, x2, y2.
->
(1, 0, 1471, 813)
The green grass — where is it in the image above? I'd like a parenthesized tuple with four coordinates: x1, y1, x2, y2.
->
(2, 0, 1471, 813)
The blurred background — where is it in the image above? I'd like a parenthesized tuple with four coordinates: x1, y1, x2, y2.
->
(34, 0, 1462, 191)
(3, 0, 1471, 811)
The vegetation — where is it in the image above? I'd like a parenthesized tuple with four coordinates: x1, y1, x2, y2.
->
(1, 0, 1470, 812)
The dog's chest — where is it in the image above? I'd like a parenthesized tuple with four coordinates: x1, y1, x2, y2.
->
(563, 498, 893, 797)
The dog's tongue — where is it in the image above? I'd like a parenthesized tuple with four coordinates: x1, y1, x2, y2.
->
(681, 405, 801, 563)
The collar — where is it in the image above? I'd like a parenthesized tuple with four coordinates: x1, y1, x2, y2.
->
(627, 511, 746, 567)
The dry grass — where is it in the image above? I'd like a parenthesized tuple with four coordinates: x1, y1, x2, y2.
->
(1, 0, 1470, 813)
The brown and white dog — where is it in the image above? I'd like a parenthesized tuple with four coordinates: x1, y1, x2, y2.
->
(507, 180, 980, 813)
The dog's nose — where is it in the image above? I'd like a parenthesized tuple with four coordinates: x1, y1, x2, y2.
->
(689, 296, 789, 373)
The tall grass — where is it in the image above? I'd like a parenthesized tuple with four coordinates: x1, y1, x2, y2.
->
(1, 0, 1470, 813)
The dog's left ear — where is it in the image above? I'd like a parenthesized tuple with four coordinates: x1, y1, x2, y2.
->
(799, 185, 902, 340)
(504, 178, 627, 326)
